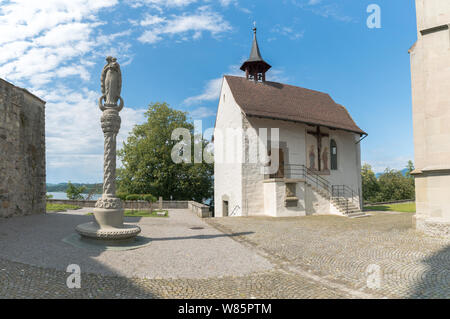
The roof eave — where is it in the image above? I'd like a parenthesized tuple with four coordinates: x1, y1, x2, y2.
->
(245, 113, 367, 136)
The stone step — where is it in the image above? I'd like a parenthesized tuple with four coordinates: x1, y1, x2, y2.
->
(346, 211, 370, 218)
(332, 201, 359, 208)
(332, 201, 359, 209)
(336, 205, 359, 210)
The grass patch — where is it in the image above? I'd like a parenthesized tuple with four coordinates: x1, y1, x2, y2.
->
(85, 210, 169, 217)
(46, 203, 81, 212)
(364, 202, 415, 213)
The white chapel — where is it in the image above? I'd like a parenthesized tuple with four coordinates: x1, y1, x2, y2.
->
(213, 28, 367, 218)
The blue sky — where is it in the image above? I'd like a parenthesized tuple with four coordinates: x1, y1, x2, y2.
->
(0, 0, 417, 183)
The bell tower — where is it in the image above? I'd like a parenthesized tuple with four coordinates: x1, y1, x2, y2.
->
(240, 26, 271, 82)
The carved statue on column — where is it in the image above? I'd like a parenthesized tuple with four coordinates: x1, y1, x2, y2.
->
(76, 57, 140, 241)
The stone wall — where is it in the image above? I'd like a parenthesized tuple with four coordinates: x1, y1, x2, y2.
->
(0, 78, 46, 217)
(47, 199, 208, 212)
(188, 201, 211, 218)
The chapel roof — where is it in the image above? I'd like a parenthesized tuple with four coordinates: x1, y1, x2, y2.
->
(224, 75, 366, 135)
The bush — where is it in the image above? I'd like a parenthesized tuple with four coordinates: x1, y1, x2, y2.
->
(125, 194, 141, 201)
(123, 194, 157, 202)
(142, 194, 157, 203)
(116, 193, 128, 201)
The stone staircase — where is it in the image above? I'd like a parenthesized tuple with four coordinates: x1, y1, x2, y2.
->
(286, 164, 368, 218)
(308, 183, 367, 218)
(330, 197, 367, 218)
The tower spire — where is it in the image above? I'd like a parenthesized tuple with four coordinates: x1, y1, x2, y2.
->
(240, 25, 271, 82)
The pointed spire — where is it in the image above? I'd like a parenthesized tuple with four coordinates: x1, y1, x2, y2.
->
(240, 25, 271, 82)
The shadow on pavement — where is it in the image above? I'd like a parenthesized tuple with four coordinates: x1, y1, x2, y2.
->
(409, 244, 450, 299)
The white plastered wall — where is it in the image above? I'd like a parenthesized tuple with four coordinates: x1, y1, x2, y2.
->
(213, 78, 244, 217)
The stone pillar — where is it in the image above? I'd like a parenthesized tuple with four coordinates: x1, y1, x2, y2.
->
(409, 0, 450, 238)
(76, 57, 140, 241)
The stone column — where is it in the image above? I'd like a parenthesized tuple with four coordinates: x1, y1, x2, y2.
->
(76, 56, 140, 241)
(93, 108, 124, 229)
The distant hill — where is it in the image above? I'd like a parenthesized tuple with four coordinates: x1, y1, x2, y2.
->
(376, 168, 409, 178)
(46, 183, 102, 194)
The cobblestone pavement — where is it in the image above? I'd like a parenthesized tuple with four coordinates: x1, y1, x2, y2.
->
(0, 210, 448, 298)
(0, 257, 356, 298)
(205, 212, 450, 299)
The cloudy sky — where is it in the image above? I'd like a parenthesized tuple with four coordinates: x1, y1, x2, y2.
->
(0, 0, 417, 183)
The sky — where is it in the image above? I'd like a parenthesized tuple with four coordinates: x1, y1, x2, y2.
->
(0, 0, 418, 183)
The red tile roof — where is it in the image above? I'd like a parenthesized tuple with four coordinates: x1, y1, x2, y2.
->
(225, 75, 366, 135)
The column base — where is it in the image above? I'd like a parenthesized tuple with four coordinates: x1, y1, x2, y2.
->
(76, 222, 141, 240)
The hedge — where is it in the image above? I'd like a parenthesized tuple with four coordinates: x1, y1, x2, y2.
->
(117, 194, 157, 202)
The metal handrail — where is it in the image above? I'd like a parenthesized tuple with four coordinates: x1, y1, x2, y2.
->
(230, 205, 240, 216)
(268, 164, 360, 214)
(283, 164, 331, 195)
(331, 185, 360, 214)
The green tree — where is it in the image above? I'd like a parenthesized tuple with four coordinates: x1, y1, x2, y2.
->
(361, 163, 380, 202)
(405, 160, 415, 178)
(66, 181, 86, 200)
(117, 102, 213, 203)
(377, 168, 415, 202)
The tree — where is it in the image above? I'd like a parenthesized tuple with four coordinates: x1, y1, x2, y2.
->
(377, 168, 415, 202)
(66, 181, 86, 200)
(117, 102, 213, 203)
(405, 160, 415, 178)
(361, 163, 380, 202)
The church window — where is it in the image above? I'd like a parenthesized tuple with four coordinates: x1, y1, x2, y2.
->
(330, 139, 338, 170)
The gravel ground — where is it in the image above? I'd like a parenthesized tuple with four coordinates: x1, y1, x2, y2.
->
(0, 209, 273, 279)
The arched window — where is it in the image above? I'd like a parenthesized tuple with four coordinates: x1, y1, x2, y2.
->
(330, 139, 338, 170)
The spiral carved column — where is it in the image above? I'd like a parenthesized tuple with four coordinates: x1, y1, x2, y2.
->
(75, 56, 140, 241)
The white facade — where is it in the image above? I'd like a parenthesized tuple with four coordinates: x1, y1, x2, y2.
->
(410, 0, 450, 237)
(214, 77, 363, 217)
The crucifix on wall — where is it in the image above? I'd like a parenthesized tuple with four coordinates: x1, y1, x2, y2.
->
(307, 126, 329, 171)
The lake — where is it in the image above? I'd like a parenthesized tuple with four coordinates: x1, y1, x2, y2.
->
(47, 192, 101, 200)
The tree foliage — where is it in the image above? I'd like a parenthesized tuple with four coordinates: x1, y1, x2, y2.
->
(361, 162, 415, 203)
(117, 102, 213, 203)
(66, 181, 86, 200)
(361, 163, 380, 202)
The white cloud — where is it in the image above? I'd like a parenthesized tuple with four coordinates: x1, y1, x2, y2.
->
(292, 0, 354, 23)
(189, 106, 217, 119)
(140, 14, 166, 26)
(0, 0, 144, 183)
(0, 1, 131, 86)
(312, 4, 354, 22)
(271, 24, 304, 40)
(127, 0, 197, 9)
(219, 0, 235, 6)
(363, 156, 413, 174)
(138, 6, 232, 44)
(44, 87, 146, 180)
(185, 77, 223, 105)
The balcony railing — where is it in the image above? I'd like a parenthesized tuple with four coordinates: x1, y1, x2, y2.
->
(331, 184, 360, 213)
(267, 164, 331, 195)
